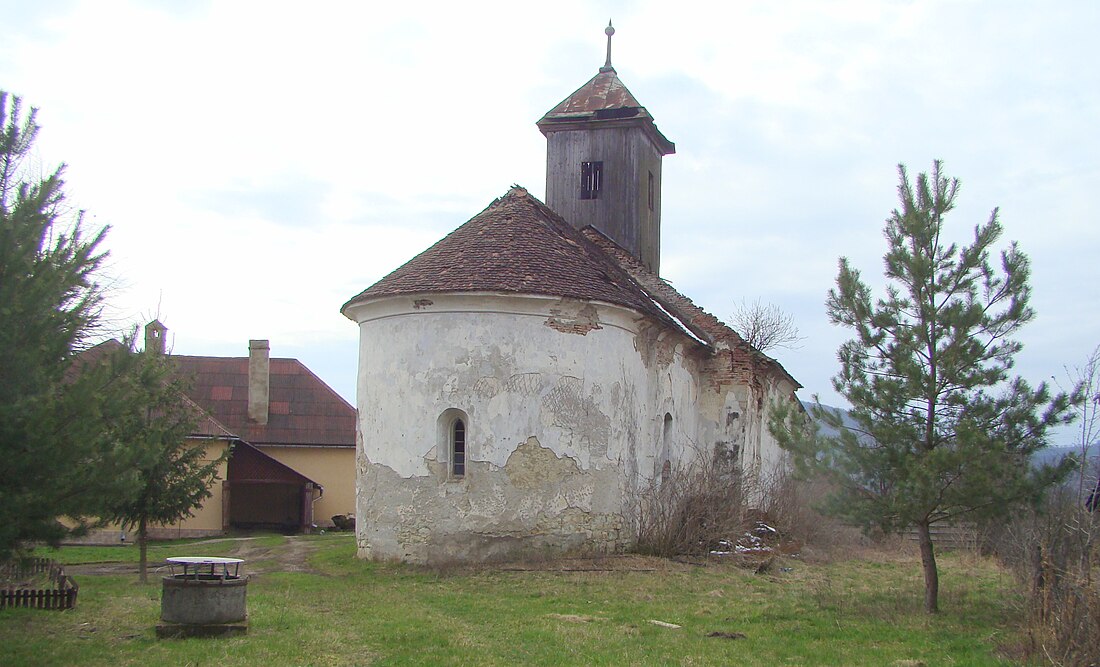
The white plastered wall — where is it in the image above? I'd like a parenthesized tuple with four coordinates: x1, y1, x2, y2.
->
(344, 292, 786, 563)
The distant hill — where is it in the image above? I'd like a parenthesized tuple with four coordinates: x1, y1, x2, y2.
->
(1036, 444, 1100, 495)
(798, 401, 1099, 503)
(1033, 445, 1080, 468)
(801, 400, 860, 439)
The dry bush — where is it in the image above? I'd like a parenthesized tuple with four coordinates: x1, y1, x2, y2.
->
(754, 470, 868, 559)
(633, 447, 865, 561)
(985, 487, 1100, 666)
(634, 446, 749, 558)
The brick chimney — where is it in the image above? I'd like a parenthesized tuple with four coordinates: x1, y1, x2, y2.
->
(144, 320, 167, 355)
(248, 339, 270, 425)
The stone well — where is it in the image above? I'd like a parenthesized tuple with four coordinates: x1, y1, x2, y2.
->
(157, 557, 248, 638)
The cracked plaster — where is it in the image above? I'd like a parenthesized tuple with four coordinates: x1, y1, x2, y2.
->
(347, 293, 795, 563)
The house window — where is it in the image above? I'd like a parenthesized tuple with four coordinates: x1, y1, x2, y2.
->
(451, 418, 466, 477)
(580, 161, 603, 200)
(648, 171, 655, 211)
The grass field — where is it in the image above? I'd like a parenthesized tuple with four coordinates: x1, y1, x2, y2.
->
(1, 535, 1025, 666)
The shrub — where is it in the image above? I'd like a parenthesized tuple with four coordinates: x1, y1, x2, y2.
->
(634, 445, 749, 558)
(985, 487, 1100, 665)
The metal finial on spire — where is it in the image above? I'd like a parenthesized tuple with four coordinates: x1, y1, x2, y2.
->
(601, 20, 616, 73)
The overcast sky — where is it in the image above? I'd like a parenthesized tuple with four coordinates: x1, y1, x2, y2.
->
(3, 1, 1097, 443)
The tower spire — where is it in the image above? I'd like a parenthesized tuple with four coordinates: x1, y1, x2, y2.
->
(600, 20, 615, 73)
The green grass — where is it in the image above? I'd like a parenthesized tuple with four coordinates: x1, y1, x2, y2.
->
(2, 536, 1024, 666)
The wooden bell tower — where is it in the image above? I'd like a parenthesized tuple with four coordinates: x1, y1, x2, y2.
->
(537, 22, 675, 274)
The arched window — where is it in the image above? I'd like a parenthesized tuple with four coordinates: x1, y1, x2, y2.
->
(451, 418, 466, 477)
(437, 408, 470, 481)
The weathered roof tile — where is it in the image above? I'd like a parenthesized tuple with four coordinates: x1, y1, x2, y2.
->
(173, 356, 357, 448)
(582, 227, 802, 389)
(342, 187, 799, 390)
(342, 187, 675, 327)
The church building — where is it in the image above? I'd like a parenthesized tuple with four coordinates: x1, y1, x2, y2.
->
(341, 25, 800, 564)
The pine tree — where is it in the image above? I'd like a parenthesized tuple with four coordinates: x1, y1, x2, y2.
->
(770, 161, 1074, 613)
(0, 91, 138, 558)
(97, 340, 227, 583)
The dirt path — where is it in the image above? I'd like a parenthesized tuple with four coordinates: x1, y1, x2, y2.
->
(65, 536, 702, 577)
(65, 535, 329, 577)
(230, 536, 320, 575)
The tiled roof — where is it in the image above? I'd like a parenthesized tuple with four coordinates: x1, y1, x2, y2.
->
(64, 338, 126, 382)
(172, 356, 356, 448)
(183, 394, 240, 441)
(342, 187, 800, 390)
(227, 441, 319, 486)
(342, 187, 677, 328)
(73, 341, 247, 440)
(582, 227, 802, 389)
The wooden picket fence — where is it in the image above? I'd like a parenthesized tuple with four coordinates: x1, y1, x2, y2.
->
(0, 558, 79, 611)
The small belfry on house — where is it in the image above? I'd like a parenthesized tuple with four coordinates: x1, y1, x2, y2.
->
(341, 23, 801, 565)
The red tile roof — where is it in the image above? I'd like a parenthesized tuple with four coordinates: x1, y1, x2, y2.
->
(64, 338, 126, 382)
(582, 227, 801, 389)
(342, 187, 678, 328)
(182, 395, 240, 441)
(72, 342, 248, 441)
(342, 187, 800, 390)
(172, 356, 356, 448)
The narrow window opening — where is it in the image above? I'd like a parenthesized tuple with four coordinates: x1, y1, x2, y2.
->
(580, 161, 603, 200)
(660, 413, 673, 486)
(451, 419, 466, 477)
(648, 171, 655, 211)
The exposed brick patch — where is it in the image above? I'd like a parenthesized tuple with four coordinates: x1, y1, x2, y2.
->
(582, 227, 801, 392)
(544, 301, 603, 335)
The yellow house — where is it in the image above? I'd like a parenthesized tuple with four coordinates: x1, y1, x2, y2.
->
(162, 322, 358, 536)
(73, 323, 357, 543)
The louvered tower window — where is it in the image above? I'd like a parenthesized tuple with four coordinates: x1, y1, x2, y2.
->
(580, 161, 603, 200)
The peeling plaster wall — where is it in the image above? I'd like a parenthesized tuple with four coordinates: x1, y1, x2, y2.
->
(754, 374, 799, 484)
(346, 293, 788, 563)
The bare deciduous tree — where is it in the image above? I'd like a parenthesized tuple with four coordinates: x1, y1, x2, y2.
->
(1058, 344, 1100, 506)
(728, 299, 805, 352)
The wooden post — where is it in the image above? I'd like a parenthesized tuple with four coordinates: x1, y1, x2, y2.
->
(222, 480, 231, 532)
(301, 484, 313, 534)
